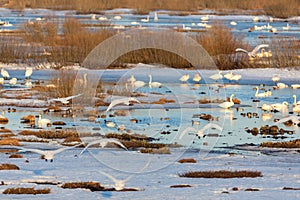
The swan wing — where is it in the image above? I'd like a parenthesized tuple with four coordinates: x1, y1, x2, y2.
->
(64, 93, 83, 101)
(99, 170, 118, 183)
(252, 44, 269, 54)
(53, 143, 82, 154)
(201, 123, 223, 133)
(105, 139, 128, 150)
(16, 147, 45, 155)
(235, 48, 249, 54)
(178, 127, 196, 140)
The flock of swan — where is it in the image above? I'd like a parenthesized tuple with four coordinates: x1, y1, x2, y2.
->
(0, 67, 33, 87)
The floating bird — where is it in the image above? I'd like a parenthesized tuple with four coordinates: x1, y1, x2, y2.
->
(154, 12, 158, 22)
(105, 120, 116, 128)
(114, 16, 122, 20)
(271, 101, 289, 111)
(1, 68, 9, 80)
(292, 95, 300, 106)
(0, 77, 4, 84)
(77, 138, 127, 156)
(201, 15, 209, 21)
(15, 143, 82, 162)
(91, 14, 96, 20)
(179, 74, 190, 83)
(9, 77, 17, 86)
(209, 71, 223, 81)
(261, 104, 273, 112)
(293, 104, 300, 116)
(148, 75, 162, 88)
(224, 72, 233, 81)
(230, 74, 242, 82)
(261, 113, 273, 121)
(25, 79, 32, 87)
(106, 97, 141, 112)
(253, 16, 259, 22)
(255, 86, 268, 98)
(272, 74, 280, 83)
(25, 67, 33, 79)
(98, 16, 108, 21)
(282, 23, 290, 31)
(230, 21, 237, 26)
(235, 44, 269, 59)
(132, 80, 146, 88)
(218, 94, 235, 109)
(182, 24, 191, 30)
(37, 114, 51, 128)
(49, 94, 82, 105)
(291, 84, 300, 89)
(193, 73, 201, 83)
(141, 16, 150, 22)
(277, 82, 288, 89)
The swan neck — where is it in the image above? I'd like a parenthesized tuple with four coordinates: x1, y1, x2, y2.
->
(149, 75, 152, 84)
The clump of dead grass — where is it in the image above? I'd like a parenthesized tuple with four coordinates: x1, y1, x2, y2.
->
(61, 182, 104, 192)
(18, 130, 78, 139)
(179, 170, 262, 178)
(9, 154, 23, 158)
(178, 158, 197, 163)
(0, 163, 20, 170)
(3, 187, 50, 194)
(170, 184, 192, 188)
(140, 147, 170, 154)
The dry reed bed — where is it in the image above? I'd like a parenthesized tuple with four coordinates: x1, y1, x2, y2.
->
(61, 182, 104, 192)
(3, 187, 50, 194)
(179, 170, 262, 178)
(178, 158, 197, 163)
(5, 0, 300, 18)
(261, 139, 300, 148)
(18, 130, 79, 139)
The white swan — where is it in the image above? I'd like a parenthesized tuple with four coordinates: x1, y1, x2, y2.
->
(218, 94, 235, 109)
(201, 15, 209, 21)
(49, 94, 82, 105)
(114, 16, 122, 20)
(193, 73, 201, 83)
(293, 105, 300, 115)
(261, 104, 273, 112)
(291, 84, 300, 89)
(0, 77, 4, 84)
(25, 79, 32, 87)
(141, 16, 149, 22)
(179, 123, 223, 140)
(15, 143, 82, 162)
(154, 12, 158, 22)
(38, 114, 51, 128)
(128, 75, 136, 84)
(230, 74, 242, 82)
(292, 95, 300, 106)
(106, 97, 141, 112)
(272, 74, 280, 83)
(255, 86, 267, 98)
(78, 138, 127, 156)
(148, 75, 162, 88)
(98, 16, 108, 21)
(182, 24, 191, 30)
(105, 120, 116, 128)
(282, 23, 290, 31)
(132, 80, 146, 88)
(224, 72, 233, 80)
(277, 82, 288, 89)
(235, 44, 269, 59)
(9, 77, 17, 86)
(271, 101, 289, 111)
(25, 67, 33, 79)
(209, 71, 223, 81)
(230, 21, 237, 26)
(179, 74, 189, 82)
(1, 68, 9, 79)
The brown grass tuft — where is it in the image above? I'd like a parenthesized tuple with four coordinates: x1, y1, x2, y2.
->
(282, 187, 300, 190)
(19, 130, 78, 139)
(179, 170, 262, 178)
(9, 154, 23, 158)
(0, 163, 20, 170)
(3, 187, 50, 194)
(61, 182, 104, 192)
(140, 147, 171, 154)
(151, 98, 176, 104)
(178, 158, 197, 163)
